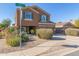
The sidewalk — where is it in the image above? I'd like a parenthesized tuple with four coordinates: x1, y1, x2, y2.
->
(0, 35, 79, 56)
(0, 41, 62, 56)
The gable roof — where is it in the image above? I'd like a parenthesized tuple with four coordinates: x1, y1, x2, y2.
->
(55, 22, 64, 28)
(31, 6, 50, 16)
(64, 22, 75, 28)
(64, 22, 73, 26)
(17, 5, 50, 16)
(21, 7, 40, 14)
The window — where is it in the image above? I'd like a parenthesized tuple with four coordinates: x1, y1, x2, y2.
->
(23, 12, 33, 20)
(40, 15, 47, 22)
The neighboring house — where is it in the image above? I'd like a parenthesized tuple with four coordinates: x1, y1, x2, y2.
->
(54, 21, 75, 34)
(55, 22, 64, 28)
(15, 5, 55, 34)
(63, 22, 75, 29)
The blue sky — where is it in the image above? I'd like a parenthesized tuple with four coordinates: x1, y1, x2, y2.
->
(0, 3, 79, 24)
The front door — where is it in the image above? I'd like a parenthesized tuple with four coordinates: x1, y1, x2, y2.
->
(29, 26, 36, 34)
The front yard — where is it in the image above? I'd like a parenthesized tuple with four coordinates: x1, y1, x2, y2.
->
(0, 19, 79, 55)
(1, 35, 79, 56)
(0, 27, 79, 55)
(0, 35, 48, 53)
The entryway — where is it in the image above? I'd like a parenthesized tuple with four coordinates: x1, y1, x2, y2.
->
(28, 26, 36, 34)
(21, 26, 36, 34)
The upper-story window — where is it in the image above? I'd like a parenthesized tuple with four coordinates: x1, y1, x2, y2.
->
(40, 15, 47, 22)
(23, 12, 33, 20)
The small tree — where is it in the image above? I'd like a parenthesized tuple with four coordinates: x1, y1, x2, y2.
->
(74, 19, 79, 28)
(1, 18, 11, 29)
(0, 23, 5, 30)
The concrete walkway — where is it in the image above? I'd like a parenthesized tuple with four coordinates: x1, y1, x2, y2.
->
(0, 41, 62, 56)
(65, 50, 79, 56)
(1, 35, 79, 56)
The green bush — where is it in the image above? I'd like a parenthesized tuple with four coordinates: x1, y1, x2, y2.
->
(4, 28, 20, 47)
(65, 28, 79, 36)
(21, 32, 29, 42)
(36, 29, 53, 39)
(8, 27, 15, 33)
(6, 35, 20, 47)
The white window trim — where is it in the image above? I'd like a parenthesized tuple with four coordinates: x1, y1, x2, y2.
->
(41, 15, 47, 22)
(24, 12, 33, 20)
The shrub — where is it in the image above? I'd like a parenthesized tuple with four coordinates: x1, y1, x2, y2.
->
(36, 29, 53, 39)
(8, 27, 15, 33)
(4, 28, 18, 39)
(6, 35, 20, 47)
(4, 28, 20, 47)
(74, 19, 79, 28)
(0, 32, 2, 39)
(4, 28, 12, 39)
(65, 28, 79, 36)
(21, 32, 29, 42)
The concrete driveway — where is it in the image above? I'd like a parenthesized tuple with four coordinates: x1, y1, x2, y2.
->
(1, 35, 79, 56)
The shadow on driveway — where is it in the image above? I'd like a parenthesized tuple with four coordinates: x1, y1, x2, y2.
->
(51, 37, 66, 40)
(50, 34, 66, 40)
(62, 45, 79, 48)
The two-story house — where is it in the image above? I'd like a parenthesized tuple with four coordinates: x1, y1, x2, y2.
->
(15, 5, 55, 34)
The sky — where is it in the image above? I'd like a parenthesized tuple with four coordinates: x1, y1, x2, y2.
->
(0, 3, 79, 24)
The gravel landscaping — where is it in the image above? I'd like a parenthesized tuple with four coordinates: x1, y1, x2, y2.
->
(0, 35, 48, 53)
